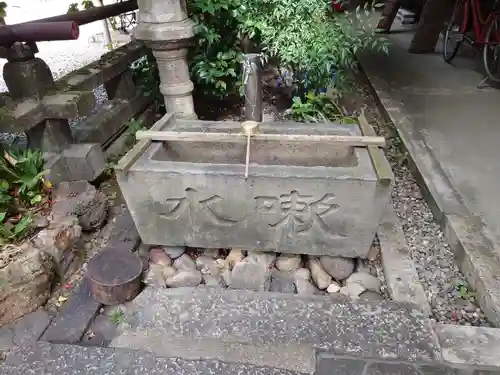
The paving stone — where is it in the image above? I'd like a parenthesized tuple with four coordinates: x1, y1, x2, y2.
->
(112, 288, 441, 362)
(270, 270, 297, 293)
(41, 278, 101, 344)
(0, 342, 305, 375)
(0, 310, 52, 350)
(81, 314, 117, 347)
(365, 362, 421, 375)
(316, 354, 366, 375)
(434, 324, 500, 368)
(230, 260, 271, 292)
(107, 208, 140, 252)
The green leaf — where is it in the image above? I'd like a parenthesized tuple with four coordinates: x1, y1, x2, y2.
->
(14, 215, 32, 236)
(30, 195, 42, 204)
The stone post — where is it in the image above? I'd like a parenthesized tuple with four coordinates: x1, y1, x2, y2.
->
(134, 0, 197, 119)
(3, 43, 73, 152)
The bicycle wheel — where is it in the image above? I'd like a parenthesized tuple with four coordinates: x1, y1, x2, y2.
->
(443, 0, 466, 63)
(483, 19, 500, 83)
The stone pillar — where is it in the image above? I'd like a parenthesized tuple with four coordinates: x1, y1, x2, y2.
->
(3, 43, 73, 152)
(134, 0, 197, 119)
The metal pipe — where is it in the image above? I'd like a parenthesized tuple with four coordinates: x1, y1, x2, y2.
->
(242, 53, 263, 122)
(23, 0, 138, 26)
(0, 21, 79, 46)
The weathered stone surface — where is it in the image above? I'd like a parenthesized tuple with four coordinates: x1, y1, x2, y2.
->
(360, 291, 385, 301)
(107, 207, 140, 252)
(276, 254, 302, 272)
(378, 206, 431, 315)
(0, 244, 56, 326)
(203, 248, 220, 258)
(116, 121, 392, 258)
(319, 256, 355, 281)
(161, 246, 185, 259)
(149, 248, 172, 266)
(82, 314, 117, 347)
(346, 273, 382, 293)
(163, 266, 177, 279)
(230, 260, 271, 292)
(434, 324, 500, 368)
(32, 215, 81, 262)
(143, 265, 166, 288)
(226, 249, 245, 269)
(340, 283, 366, 299)
(308, 257, 332, 290)
(173, 254, 196, 270)
(52, 181, 108, 231)
(270, 269, 296, 293)
(316, 354, 366, 375)
(0, 309, 52, 351)
(294, 268, 317, 296)
(112, 288, 441, 361)
(203, 274, 223, 287)
(166, 270, 202, 288)
(0, 342, 306, 375)
(365, 362, 421, 375)
(42, 277, 101, 344)
(327, 282, 341, 294)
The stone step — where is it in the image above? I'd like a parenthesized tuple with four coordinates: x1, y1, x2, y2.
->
(0, 342, 304, 375)
(110, 287, 440, 372)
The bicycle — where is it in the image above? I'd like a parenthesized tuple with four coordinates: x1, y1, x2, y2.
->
(443, 0, 500, 83)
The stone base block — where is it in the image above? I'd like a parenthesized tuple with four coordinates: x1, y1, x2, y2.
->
(45, 143, 105, 184)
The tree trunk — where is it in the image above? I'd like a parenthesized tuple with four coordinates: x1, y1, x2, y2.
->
(409, 0, 455, 54)
(97, 0, 113, 47)
(376, 0, 402, 32)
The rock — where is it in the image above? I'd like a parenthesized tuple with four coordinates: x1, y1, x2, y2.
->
(327, 282, 341, 294)
(355, 258, 372, 274)
(359, 291, 384, 301)
(173, 253, 196, 270)
(340, 283, 366, 299)
(166, 270, 202, 288)
(270, 269, 296, 293)
(0, 244, 57, 326)
(161, 246, 185, 259)
(294, 268, 311, 280)
(52, 180, 108, 231)
(293, 268, 317, 296)
(308, 257, 332, 290)
(221, 267, 232, 287)
(148, 248, 172, 267)
(31, 215, 49, 229)
(229, 259, 271, 291)
(143, 265, 166, 288)
(294, 278, 318, 296)
(367, 245, 379, 261)
(346, 272, 382, 293)
(203, 274, 223, 287)
(246, 251, 275, 267)
(203, 248, 220, 258)
(319, 256, 355, 281)
(195, 255, 216, 271)
(275, 254, 301, 272)
(32, 216, 82, 263)
(162, 266, 177, 279)
(226, 249, 245, 269)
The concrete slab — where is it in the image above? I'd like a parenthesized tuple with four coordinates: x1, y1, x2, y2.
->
(359, 19, 500, 326)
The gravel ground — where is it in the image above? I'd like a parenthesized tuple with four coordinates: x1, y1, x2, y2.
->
(355, 79, 490, 326)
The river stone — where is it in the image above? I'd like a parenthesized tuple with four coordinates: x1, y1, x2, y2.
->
(32, 216, 81, 263)
(294, 278, 317, 296)
(319, 255, 355, 281)
(162, 266, 177, 279)
(0, 244, 56, 326)
(226, 249, 245, 269)
(327, 282, 341, 293)
(161, 246, 185, 259)
(294, 267, 311, 280)
(196, 255, 217, 271)
(360, 291, 384, 301)
(166, 270, 202, 288)
(203, 248, 220, 258)
(149, 248, 172, 267)
(221, 267, 232, 287)
(203, 274, 223, 287)
(276, 254, 301, 272)
(270, 269, 296, 293)
(173, 254, 196, 271)
(52, 180, 108, 231)
(143, 264, 166, 288)
(340, 283, 366, 299)
(308, 257, 332, 290)
(229, 259, 271, 291)
(247, 251, 276, 269)
(346, 272, 382, 293)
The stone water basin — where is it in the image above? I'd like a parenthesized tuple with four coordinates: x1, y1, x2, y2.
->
(116, 117, 392, 258)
